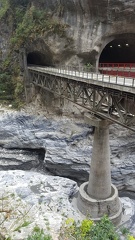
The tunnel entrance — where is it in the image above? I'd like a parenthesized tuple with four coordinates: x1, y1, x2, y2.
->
(99, 38, 135, 63)
(27, 51, 53, 66)
(99, 37, 135, 77)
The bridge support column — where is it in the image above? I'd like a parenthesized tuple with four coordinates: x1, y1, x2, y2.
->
(77, 116, 122, 225)
(87, 121, 111, 199)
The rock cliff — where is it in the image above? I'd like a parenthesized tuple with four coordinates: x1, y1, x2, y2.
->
(1, 0, 135, 67)
(0, 108, 134, 238)
(24, 0, 135, 66)
(0, 108, 134, 192)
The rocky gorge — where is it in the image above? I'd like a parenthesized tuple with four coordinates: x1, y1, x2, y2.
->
(0, 103, 134, 239)
(0, 105, 135, 191)
(0, 0, 135, 238)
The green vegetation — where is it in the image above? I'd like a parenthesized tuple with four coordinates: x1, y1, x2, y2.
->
(89, 216, 119, 240)
(84, 62, 94, 72)
(27, 226, 52, 240)
(0, 0, 71, 108)
(128, 236, 135, 240)
(59, 216, 120, 240)
(0, 56, 24, 108)
(0, 73, 14, 99)
(9, 0, 29, 8)
(0, 192, 135, 240)
(0, 0, 69, 49)
(59, 215, 135, 240)
(10, 5, 68, 49)
(121, 226, 130, 235)
(0, 0, 9, 19)
(14, 220, 31, 232)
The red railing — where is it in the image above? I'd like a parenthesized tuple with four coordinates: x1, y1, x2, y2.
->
(99, 63, 135, 77)
(99, 63, 135, 68)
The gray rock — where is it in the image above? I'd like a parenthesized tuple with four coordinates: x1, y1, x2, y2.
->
(0, 111, 135, 191)
(0, 170, 134, 239)
(0, 170, 80, 240)
(0, 110, 134, 237)
(0, 111, 93, 181)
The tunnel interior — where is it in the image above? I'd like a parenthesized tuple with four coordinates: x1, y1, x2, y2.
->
(99, 38, 135, 64)
(27, 51, 53, 66)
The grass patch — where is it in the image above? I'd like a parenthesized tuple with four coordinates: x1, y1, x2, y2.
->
(27, 226, 52, 240)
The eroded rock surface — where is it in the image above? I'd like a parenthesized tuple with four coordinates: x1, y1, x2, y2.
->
(0, 170, 134, 240)
(0, 170, 79, 240)
(0, 111, 92, 181)
(0, 110, 135, 192)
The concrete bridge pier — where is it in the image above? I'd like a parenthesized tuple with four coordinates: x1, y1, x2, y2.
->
(77, 116, 122, 225)
(87, 121, 111, 199)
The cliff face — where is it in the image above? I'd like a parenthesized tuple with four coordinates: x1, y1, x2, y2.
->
(0, 22, 12, 63)
(33, 0, 135, 66)
(1, 0, 135, 67)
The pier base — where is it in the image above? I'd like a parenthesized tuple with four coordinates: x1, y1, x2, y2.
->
(77, 182, 122, 225)
(77, 116, 122, 225)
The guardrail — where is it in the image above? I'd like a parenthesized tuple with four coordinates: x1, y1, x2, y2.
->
(99, 63, 135, 68)
(98, 63, 135, 77)
(28, 65, 135, 88)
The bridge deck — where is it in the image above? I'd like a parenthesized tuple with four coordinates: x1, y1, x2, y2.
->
(28, 65, 135, 131)
(28, 66, 135, 95)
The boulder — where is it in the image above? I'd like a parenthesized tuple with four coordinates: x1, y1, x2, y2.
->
(0, 170, 79, 240)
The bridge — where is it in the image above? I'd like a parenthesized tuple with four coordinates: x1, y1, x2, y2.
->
(27, 65, 135, 225)
(28, 65, 135, 132)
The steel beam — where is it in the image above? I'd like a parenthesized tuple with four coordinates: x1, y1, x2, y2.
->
(29, 69, 135, 131)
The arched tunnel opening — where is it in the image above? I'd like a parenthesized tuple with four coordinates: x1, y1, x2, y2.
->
(99, 37, 135, 77)
(99, 38, 135, 63)
(27, 51, 53, 67)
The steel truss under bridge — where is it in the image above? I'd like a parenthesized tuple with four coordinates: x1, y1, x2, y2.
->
(28, 68, 135, 132)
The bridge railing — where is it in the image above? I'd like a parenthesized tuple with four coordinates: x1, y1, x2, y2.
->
(99, 63, 135, 68)
(98, 63, 135, 78)
(54, 65, 96, 73)
(42, 65, 97, 78)
(30, 65, 135, 88)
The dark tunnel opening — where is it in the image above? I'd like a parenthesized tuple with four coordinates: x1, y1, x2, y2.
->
(99, 38, 135, 64)
(27, 51, 53, 66)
